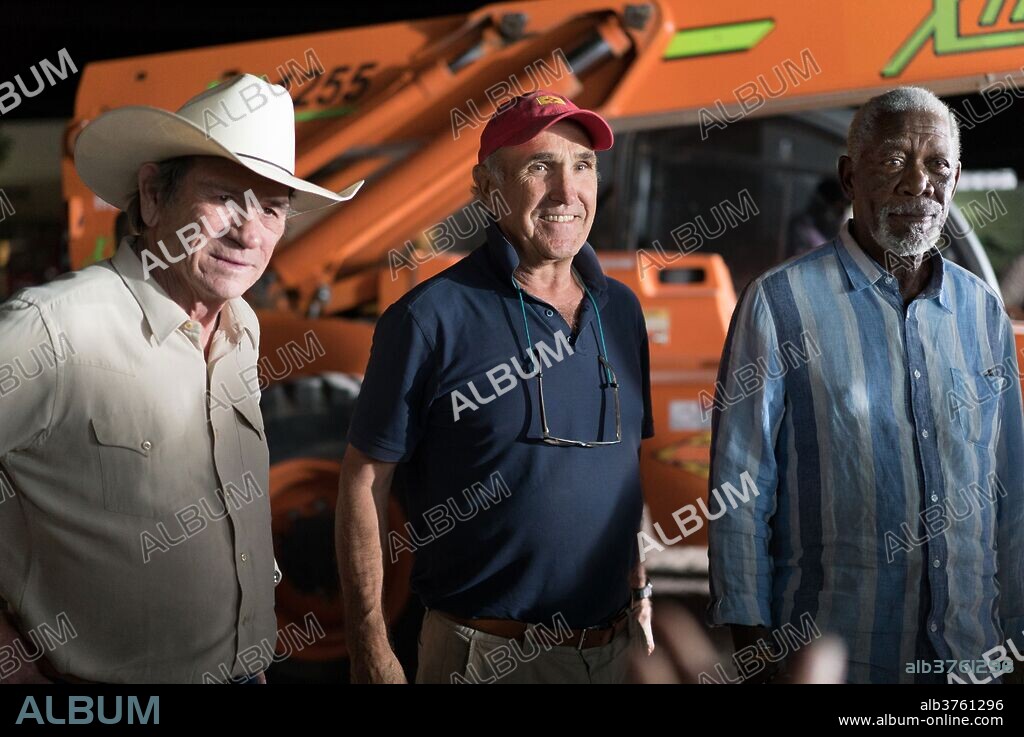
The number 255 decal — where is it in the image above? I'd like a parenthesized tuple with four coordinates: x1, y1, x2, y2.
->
(279, 62, 378, 108)
(215, 58, 378, 110)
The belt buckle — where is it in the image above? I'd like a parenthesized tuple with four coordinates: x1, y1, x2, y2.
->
(576, 625, 596, 651)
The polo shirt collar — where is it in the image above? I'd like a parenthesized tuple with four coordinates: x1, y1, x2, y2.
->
(835, 219, 952, 313)
(484, 223, 608, 298)
(111, 237, 258, 348)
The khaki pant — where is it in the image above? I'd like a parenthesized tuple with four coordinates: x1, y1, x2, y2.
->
(415, 608, 639, 684)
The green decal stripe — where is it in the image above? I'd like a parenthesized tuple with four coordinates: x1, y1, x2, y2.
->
(663, 19, 775, 60)
(295, 106, 356, 122)
(980, 0, 1003, 26)
(884, 0, 1024, 78)
(89, 236, 107, 264)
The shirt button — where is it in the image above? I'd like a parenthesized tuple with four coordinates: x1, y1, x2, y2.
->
(545, 309, 554, 317)
(913, 370, 921, 379)
(885, 277, 893, 284)
(931, 494, 938, 502)
(141, 440, 153, 451)
(240, 553, 248, 562)
(933, 559, 941, 568)
(929, 622, 938, 633)
(921, 429, 929, 438)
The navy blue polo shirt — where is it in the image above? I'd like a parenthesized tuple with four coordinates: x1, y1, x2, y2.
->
(348, 223, 654, 627)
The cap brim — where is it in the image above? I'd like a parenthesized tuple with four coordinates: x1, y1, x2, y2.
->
(74, 106, 362, 214)
(486, 109, 614, 161)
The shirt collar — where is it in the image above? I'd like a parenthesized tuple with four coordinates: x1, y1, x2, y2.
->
(215, 299, 257, 348)
(834, 219, 952, 313)
(111, 237, 258, 348)
(483, 222, 608, 298)
(835, 219, 885, 290)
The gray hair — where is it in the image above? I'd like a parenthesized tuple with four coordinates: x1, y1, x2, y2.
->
(123, 157, 196, 235)
(847, 86, 960, 163)
(482, 152, 504, 185)
(469, 152, 505, 207)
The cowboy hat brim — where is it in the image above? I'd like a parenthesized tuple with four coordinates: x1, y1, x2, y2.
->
(74, 106, 363, 215)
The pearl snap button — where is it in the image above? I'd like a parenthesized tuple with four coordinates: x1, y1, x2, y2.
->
(141, 440, 152, 451)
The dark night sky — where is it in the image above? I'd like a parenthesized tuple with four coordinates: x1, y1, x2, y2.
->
(0, 1, 489, 119)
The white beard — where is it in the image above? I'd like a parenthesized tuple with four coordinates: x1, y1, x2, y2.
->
(871, 203, 944, 257)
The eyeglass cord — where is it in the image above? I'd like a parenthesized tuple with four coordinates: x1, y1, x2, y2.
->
(510, 272, 612, 384)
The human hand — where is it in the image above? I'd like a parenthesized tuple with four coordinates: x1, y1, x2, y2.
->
(632, 598, 655, 655)
(627, 602, 847, 684)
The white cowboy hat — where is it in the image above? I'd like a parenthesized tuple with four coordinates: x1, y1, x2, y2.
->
(74, 73, 362, 214)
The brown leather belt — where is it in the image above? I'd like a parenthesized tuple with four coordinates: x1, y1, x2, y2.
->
(437, 609, 629, 650)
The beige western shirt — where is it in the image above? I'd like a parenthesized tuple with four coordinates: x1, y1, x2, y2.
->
(0, 239, 277, 683)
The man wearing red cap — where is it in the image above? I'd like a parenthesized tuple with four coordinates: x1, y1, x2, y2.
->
(337, 91, 655, 684)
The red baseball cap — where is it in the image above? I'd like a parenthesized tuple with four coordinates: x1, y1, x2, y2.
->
(477, 90, 614, 164)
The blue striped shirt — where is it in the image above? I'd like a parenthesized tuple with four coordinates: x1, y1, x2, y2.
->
(707, 220, 1024, 684)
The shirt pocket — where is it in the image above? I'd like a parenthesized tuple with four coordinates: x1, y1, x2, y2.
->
(90, 413, 164, 518)
(950, 368, 1001, 449)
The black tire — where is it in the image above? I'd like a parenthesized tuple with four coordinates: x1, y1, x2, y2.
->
(261, 372, 362, 465)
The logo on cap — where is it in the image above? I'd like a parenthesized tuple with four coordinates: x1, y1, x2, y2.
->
(535, 95, 565, 106)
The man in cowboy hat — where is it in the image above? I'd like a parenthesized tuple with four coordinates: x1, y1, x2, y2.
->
(336, 90, 655, 684)
(0, 74, 361, 684)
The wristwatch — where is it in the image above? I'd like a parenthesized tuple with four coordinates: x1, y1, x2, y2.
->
(631, 579, 653, 605)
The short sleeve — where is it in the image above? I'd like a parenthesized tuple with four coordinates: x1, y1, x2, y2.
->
(347, 302, 437, 462)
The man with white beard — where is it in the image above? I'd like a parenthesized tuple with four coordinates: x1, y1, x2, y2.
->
(707, 87, 1024, 684)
